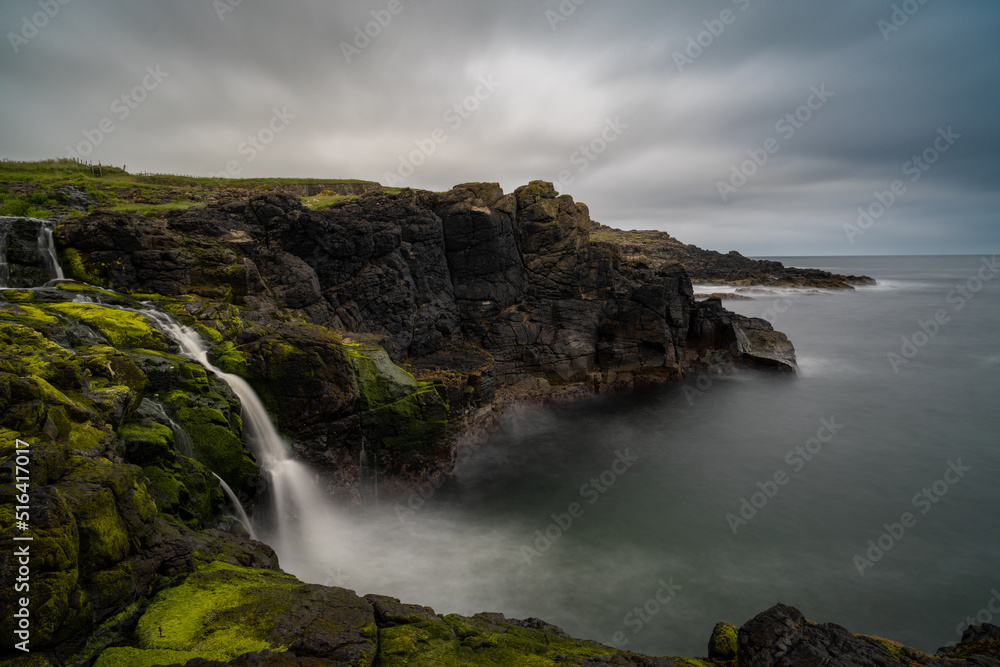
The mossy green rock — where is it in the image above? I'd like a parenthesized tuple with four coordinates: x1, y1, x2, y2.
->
(108, 561, 376, 664)
(367, 595, 626, 667)
(707, 621, 738, 660)
(46, 303, 166, 350)
(118, 419, 224, 529)
(58, 458, 156, 574)
(233, 323, 358, 433)
(0, 487, 88, 649)
(346, 345, 419, 410)
(346, 346, 449, 470)
(170, 406, 257, 498)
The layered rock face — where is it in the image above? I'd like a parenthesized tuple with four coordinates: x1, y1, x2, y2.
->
(54, 181, 795, 490)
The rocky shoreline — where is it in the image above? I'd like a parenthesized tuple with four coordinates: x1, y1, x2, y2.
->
(0, 181, 992, 666)
(590, 222, 876, 289)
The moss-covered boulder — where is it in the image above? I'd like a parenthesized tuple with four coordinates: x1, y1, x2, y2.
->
(0, 320, 198, 657)
(93, 561, 377, 666)
(117, 419, 225, 530)
(707, 621, 738, 661)
(346, 345, 449, 477)
(45, 303, 166, 350)
(225, 322, 359, 433)
(168, 405, 257, 498)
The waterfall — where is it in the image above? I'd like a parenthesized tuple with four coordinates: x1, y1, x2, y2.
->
(0, 220, 9, 288)
(213, 473, 256, 539)
(37, 222, 65, 282)
(0, 217, 65, 286)
(142, 309, 334, 551)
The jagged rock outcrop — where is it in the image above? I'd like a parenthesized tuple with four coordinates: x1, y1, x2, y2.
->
(590, 221, 876, 288)
(737, 603, 1000, 666)
(688, 297, 797, 372)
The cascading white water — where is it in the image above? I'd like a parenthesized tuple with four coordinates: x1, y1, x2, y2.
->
(138, 307, 532, 621)
(37, 222, 64, 282)
(0, 219, 10, 287)
(212, 473, 256, 539)
(0, 217, 66, 285)
(142, 310, 336, 551)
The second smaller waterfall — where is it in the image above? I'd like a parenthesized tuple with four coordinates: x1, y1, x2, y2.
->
(37, 222, 64, 282)
(213, 473, 256, 539)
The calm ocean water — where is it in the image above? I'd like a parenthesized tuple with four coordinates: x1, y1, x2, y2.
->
(290, 255, 1000, 658)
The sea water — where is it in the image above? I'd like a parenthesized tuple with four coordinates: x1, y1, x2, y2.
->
(287, 255, 1000, 658)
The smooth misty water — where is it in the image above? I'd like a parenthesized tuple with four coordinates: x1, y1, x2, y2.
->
(279, 255, 999, 658)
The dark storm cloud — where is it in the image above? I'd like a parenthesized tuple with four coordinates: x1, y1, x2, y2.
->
(1, 0, 997, 255)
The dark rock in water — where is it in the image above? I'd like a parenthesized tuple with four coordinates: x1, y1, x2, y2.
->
(688, 297, 797, 372)
(736, 603, 1000, 666)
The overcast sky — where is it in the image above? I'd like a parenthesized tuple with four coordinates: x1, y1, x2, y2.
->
(1, 1, 997, 255)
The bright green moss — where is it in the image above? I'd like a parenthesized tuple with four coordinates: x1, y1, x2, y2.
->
(210, 340, 249, 377)
(46, 303, 165, 350)
(0, 322, 80, 383)
(53, 282, 120, 299)
(378, 612, 623, 667)
(171, 406, 257, 496)
(132, 561, 297, 661)
(708, 622, 738, 660)
(0, 288, 35, 303)
(0, 303, 59, 328)
(194, 323, 224, 344)
(62, 247, 105, 286)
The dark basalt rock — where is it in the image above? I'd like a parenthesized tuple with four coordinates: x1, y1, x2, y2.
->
(55, 182, 797, 496)
(736, 603, 1000, 666)
(688, 297, 797, 372)
(591, 221, 876, 288)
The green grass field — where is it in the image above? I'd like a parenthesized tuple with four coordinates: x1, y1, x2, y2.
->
(0, 158, 381, 218)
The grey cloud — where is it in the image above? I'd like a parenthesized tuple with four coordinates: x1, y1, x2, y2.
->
(0, 0, 997, 254)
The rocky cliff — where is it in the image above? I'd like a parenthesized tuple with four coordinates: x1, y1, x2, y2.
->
(3, 184, 983, 667)
(42, 182, 795, 494)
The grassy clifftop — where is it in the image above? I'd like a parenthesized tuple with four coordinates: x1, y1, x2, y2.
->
(0, 158, 383, 218)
